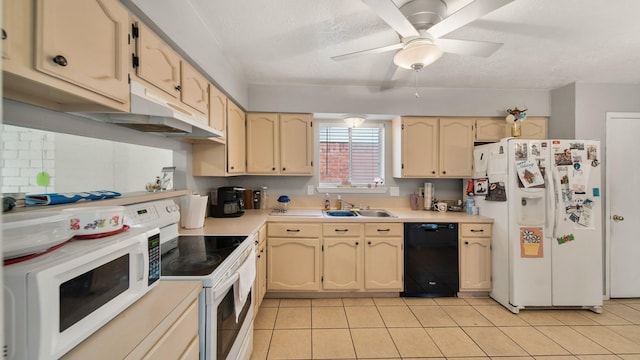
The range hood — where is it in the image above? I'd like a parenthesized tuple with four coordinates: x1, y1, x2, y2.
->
(73, 81, 223, 138)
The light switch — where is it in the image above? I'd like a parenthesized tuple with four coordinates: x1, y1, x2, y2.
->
(307, 185, 315, 195)
(390, 187, 400, 196)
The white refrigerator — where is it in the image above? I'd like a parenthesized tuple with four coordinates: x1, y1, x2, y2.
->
(473, 138, 603, 313)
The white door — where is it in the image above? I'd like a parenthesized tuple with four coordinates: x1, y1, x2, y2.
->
(607, 113, 640, 297)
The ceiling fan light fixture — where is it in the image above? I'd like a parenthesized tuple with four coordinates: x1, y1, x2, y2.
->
(343, 115, 366, 128)
(393, 39, 443, 70)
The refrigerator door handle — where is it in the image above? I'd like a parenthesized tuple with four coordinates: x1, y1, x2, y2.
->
(546, 166, 558, 238)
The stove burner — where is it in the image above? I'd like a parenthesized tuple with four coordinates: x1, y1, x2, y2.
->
(167, 253, 222, 275)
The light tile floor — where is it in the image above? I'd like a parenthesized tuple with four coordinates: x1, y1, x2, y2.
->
(251, 297, 640, 360)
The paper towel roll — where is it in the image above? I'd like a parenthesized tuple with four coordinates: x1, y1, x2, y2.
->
(181, 194, 208, 229)
(424, 182, 434, 210)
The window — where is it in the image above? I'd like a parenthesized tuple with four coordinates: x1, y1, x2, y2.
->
(319, 123, 384, 187)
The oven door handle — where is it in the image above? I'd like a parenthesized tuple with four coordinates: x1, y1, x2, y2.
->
(212, 272, 239, 301)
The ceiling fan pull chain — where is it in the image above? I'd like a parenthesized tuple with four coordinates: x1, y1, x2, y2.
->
(414, 69, 419, 98)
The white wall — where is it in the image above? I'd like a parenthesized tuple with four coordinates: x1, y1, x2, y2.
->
(549, 83, 576, 139)
(248, 84, 551, 116)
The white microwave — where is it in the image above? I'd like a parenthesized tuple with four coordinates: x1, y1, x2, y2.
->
(3, 227, 161, 360)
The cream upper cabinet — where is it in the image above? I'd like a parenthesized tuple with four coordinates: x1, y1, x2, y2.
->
(322, 224, 363, 290)
(3, 0, 129, 112)
(246, 113, 313, 175)
(439, 118, 474, 177)
(180, 61, 209, 117)
(208, 84, 227, 136)
(392, 117, 439, 177)
(475, 118, 508, 142)
(520, 117, 547, 139)
(363, 223, 403, 291)
(475, 117, 548, 142)
(134, 22, 181, 99)
(247, 113, 279, 174)
(267, 223, 321, 291)
(459, 223, 492, 293)
(227, 100, 246, 174)
(279, 113, 313, 175)
(34, 0, 129, 104)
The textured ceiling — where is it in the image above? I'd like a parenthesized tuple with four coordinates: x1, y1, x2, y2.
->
(137, 0, 640, 91)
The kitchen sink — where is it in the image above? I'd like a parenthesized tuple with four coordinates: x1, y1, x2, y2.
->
(324, 210, 358, 217)
(323, 209, 396, 218)
(355, 209, 396, 217)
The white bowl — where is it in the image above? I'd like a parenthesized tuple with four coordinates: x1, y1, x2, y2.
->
(63, 206, 126, 236)
(3, 211, 77, 259)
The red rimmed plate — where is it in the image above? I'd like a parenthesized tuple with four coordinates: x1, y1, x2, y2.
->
(73, 225, 130, 240)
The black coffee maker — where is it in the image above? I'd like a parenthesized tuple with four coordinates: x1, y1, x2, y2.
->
(210, 187, 245, 218)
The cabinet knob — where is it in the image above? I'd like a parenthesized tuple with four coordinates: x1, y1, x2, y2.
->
(464, 241, 469, 245)
(368, 241, 372, 245)
(230, 166, 235, 170)
(442, 171, 446, 174)
(355, 242, 359, 245)
(257, 255, 261, 258)
(260, 248, 264, 253)
(2, 29, 6, 40)
(272, 167, 276, 171)
(52, 55, 68, 67)
(282, 167, 286, 171)
(432, 171, 436, 174)
(175, 85, 181, 91)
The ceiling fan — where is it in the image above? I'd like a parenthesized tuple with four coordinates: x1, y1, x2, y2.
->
(332, 0, 515, 72)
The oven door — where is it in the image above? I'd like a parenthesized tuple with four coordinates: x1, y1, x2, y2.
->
(203, 248, 255, 360)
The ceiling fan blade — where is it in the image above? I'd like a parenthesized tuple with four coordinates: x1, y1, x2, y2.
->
(380, 62, 406, 91)
(362, 0, 420, 38)
(427, 0, 515, 39)
(332, 42, 403, 61)
(437, 38, 503, 57)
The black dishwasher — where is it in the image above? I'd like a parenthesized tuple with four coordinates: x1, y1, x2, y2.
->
(401, 223, 459, 297)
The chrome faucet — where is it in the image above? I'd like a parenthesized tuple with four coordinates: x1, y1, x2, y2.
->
(341, 200, 356, 210)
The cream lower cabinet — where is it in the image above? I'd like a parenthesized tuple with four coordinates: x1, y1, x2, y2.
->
(363, 223, 403, 291)
(459, 223, 492, 293)
(322, 223, 363, 290)
(267, 223, 321, 291)
(254, 224, 267, 317)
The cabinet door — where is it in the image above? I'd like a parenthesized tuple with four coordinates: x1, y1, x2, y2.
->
(475, 118, 507, 142)
(208, 85, 227, 135)
(364, 238, 403, 290)
(323, 238, 362, 290)
(2, 0, 28, 72)
(280, 113, 313, 175)
(267, 238, 320, 291)
(439, 118, 474, 177)
(401, 117, 439, 177)
(135, 22, 181, 99)
(460, 237, 492, 291)
(247, 113, 279, 174)
(226, 101, 246, 174)
(180, 61, 208, 117)
(520, 117, 547, 139)
(35, 0, 129, 103)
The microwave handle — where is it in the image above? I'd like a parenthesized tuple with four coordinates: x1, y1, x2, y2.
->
(136, 253, 146, 281)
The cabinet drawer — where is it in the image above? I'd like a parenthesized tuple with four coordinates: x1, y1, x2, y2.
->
(364, 223, 403, 237)
(460, 223, 492, 237)
(323, 223, 362, 237)
(141, 299, 198, 360)
(268, 223, 320, 237)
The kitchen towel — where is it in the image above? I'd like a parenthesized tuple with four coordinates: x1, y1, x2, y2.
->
(234, 249, 256, 321)
(180, 194, 208, 229)
(25, 190, 121, 205)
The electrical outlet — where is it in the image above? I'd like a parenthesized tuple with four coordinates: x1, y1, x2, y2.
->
(390, 187, 400, 196)
(307, 185, 315, 195)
